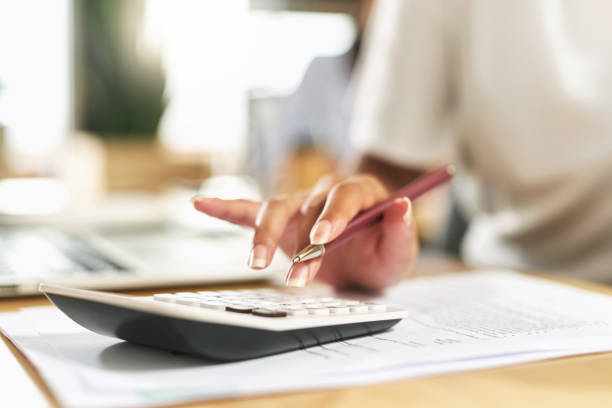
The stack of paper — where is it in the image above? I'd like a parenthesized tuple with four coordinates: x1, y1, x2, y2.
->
(2, 270, 612, 408)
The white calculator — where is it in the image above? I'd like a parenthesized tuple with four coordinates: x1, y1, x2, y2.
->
(39, 284, 408, 361)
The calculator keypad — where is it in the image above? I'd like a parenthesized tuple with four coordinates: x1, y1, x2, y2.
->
(153, 289, 386, 318)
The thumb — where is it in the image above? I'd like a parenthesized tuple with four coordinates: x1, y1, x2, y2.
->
(377, 198, 419, 270)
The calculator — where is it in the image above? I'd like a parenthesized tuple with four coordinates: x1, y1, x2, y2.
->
(39, 284, 408, 361)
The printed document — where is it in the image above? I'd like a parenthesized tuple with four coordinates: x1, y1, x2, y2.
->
(2, 270, 612, 407)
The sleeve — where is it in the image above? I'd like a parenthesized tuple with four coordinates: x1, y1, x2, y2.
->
(350, 0, 458, 168)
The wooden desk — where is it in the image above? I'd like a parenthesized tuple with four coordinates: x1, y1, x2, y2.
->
(3, 257, 612, 408)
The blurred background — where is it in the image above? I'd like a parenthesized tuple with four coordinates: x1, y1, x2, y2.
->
(0, 0, 450, 250)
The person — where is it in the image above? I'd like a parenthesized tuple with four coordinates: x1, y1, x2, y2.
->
(192, 0, 612, 290)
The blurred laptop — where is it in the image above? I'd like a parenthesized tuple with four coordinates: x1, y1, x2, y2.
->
(0, 225, 287, 297)
(0, 178, 288, 297)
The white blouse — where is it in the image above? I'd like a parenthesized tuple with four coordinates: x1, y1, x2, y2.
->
(351, 0, 612, 281)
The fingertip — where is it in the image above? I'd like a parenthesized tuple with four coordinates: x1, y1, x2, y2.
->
(190, 194, 205, 204)
(285, 258, 322, 287)
(285, 263, 308, 287)
(310, 219, 332, 244)
(305, 257, 323, 282)
(248, 244, 269, 269)
(381, 198, 414, 233)
(401, 198, 413, 227)
(383, 198, 408, 219)
(376, 198, 419, 275)
(191, 195, 216, 212)
(309, 219, 346, 245)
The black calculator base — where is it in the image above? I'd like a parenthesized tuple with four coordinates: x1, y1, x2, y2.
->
(47, 294, 400, 361)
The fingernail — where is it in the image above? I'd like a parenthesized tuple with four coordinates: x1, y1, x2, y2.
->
(285, 263, 309, 287)
(402, 198, 412, 227)
(190, 195, 207, 204)
(248, 245, 268, 269)
(310, 220, 332, 245)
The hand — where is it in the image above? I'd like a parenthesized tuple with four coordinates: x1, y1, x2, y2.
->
(191, 174, 419, 291)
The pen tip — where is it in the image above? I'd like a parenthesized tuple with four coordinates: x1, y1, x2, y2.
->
(447, 164, 457, 175)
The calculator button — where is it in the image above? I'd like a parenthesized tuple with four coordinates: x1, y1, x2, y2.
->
(221, 297, 243, 303)
(199, 301, 226, 310)
(252, 301, 276, 307)
(283, 299, 305, 305)
(259, 297, 282, 302)
(153, 294, 175, 303)
(175, 297, 200, 306)
(226, 300, 249, 306)
(240, 302, 262, 308)
(349, 305, 369, 313)
(196, 291, 218, 296)
(217, 290, 238, 296)
(317, 297, 335, 303)
(175, 292, 199, 298)
(198, 296, 221, 302)
(305, 303, 325, 308)
(252, 308, 287, 317)
(341, 300, 360, 306)
(225, 304, 253, 313)
(307, 307, 330, 316)
(254, 289, 276, 295)
(284, 308, 308, 317)
(196, 294, 219, 300)
(366, 303, 387, 312)
(330, 306, 350, 314)
(238, 299, 259, 304)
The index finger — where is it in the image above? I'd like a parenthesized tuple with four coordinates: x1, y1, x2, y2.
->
(191, 196, 261, 227)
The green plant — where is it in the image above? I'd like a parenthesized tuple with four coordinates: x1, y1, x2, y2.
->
(78, 0, 167, 138)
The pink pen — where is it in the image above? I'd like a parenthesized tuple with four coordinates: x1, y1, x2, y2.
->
(291, 164, 456, 263)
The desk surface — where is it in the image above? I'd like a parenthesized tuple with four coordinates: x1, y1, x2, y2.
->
(3, 256, 612, 408)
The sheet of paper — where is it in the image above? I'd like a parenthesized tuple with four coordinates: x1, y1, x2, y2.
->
(2, 270, 612, 408)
